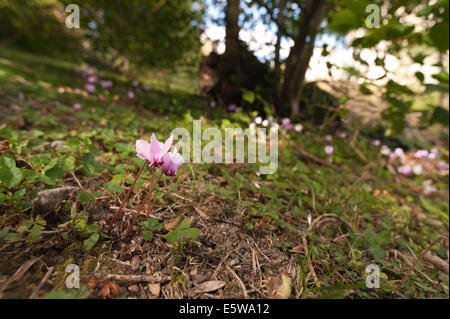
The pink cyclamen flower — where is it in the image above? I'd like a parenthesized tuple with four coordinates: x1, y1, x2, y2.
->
(210, 101, 216, 108)
(397, 164, 412, 176)
(127, 91, 135, 99)
(372, 139, 381, 147)
(136, 134, 173, 167)
(85, 84, 95, 93)
(162, 147, 184, 176)
(339, 132, 347, 139)
(428, 147, 439, 160)
(228, 104, 237, 112)
(324, 145, 334, 156)
(132, 80, 139, 87)
(325, 135, 332, 142)
(437, 161, 449, 171)
(87, 75, 97, 83)
(143, 85, 151, 91)
(394, 147, 405, 159)
(73, 103, 82, 110)
(281, 118, 293, 130)
(414, 150, 429, 159)
(100, 80, 113, 89)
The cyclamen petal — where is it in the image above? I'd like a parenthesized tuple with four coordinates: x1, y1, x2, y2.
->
(136, 140, 151, 161)
(397, 164, 412, 176)
(148, 134, 173, 166)
(414, 150, 429, 159)
(162, 147, 184, 176)
(325, 145, 334, 155)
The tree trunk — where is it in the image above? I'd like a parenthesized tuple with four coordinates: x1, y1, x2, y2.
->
(280, 0, 327, 116)
(221, 0, 241, 105)
(224, 0, 240, 60)
(274, 0, 287, 107)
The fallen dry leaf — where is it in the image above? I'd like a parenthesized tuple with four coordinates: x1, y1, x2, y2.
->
(262, 274, 292, 299)
(0, 140, 10, 154)
(99, 282, 121, 299)
(163, 215, 183, 232)
(193, 280, 225, 294)
(148, 283, 160, 297)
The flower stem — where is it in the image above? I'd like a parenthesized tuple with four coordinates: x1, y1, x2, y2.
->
(106, 160, 147, 233)
(125, 170, 163, 236)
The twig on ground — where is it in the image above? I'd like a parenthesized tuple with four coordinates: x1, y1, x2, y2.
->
(422, 251, 449, 274)
(105, 274, 171, 283)
(400, 237, 444, 286)
(226, 265, 248, 298)
(0, 257, 40, 298)
(349, 130, 368, 163)
(29, 266, 54, 299)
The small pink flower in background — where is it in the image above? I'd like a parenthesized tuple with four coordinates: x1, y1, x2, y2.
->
(324, 145, 334, 156)
(87, 75, 97, 83)
(162, 147, 184, 176)
(372, 139, 381, 147)
(339, 132, 347, 139)
(325, 135, 332, 142)
(428, 147, 439, 160)
(437, 161, 449, 171)
(394, 147, 405, 159)
(397, 164, 412, 176)
(210, 101, 216, 108)
(136, 134, 173, 167)
(100, 80, 113, 89)
(228, 104, 237, 112)
(414, 150, 429, 159)
(281, 118, 293, 130)
(143, 85, 151, 91)
(281, 118, 290, 126)
(132, 80, 139, 87)
(73, 103, 82, 110)
(128, 91, 135, 99)
(85, 84, 95, 93)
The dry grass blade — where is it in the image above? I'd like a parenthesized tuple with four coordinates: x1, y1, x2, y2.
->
(0, 257, 40, 298)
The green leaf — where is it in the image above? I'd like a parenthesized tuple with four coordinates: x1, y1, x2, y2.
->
(17, 220, 34, 233)
(0, 227, 21, 244)
(83, 232, 99, 251)
(0, 156, 16, 168)
(364, 228, 377, 245)
(242, 90, 256, 104)
(28, 223, 44, 242)
(429, 22, 449, 52)
(104, 181, 124, 193)
(371, 245, 386, 260)
(430, 107, 450, 127)
(0, 167, 23, 188)
(140, 218, 162, 231)
(328, 9, 360, 34)
(79, 191, 95, 203)
(142, 230, 153, 241)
